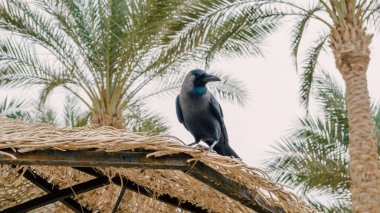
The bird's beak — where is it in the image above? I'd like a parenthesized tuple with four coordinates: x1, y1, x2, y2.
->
(203, 74, 221, 83)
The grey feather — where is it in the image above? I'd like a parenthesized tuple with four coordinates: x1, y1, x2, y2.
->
(176, 95, 184, 124)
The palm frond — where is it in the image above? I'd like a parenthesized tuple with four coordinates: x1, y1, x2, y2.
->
(208, 71, 249, 106)
(35, 104, 59, 126)
(266, 73, 352, 209)
(138, 69, 249, 107)
(0, 40, 59, 87)
(267, 116, 349, 193)
(0, 97, 31, 120)
(163, 0, 282, 64)
(314, 71, 349, 145)
(306, 196, 351, 213)
(362, 2, 380, 31)
(203, 6, 281, 65)
(299, 34, 328, 108)
(63, 95, 89, 128)
(371, 105, 380, 153)
(290, 5, 323, 71)
(0, 0, 80, 72)
(124, 103, 168, 136)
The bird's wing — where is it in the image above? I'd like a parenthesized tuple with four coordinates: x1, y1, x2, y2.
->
(209, 95, 223, 120)
(175, 95, 184, 124)
(209, 95, 228, 141)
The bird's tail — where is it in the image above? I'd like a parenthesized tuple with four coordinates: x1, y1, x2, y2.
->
(213, 135, 239, 158)
(213, 143, 240, 158)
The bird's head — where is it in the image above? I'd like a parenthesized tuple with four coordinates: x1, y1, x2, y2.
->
(189, 69, 221, 87)
(183, 69, 221, 96)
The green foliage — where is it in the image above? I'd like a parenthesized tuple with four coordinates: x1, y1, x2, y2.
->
(35, 105, 59, 126)
(124, 104, 168, 136)
(0, 0, 253, 130)
(0, 96, 60, 126)
(307, 198, 352, 213)
(0, 95, 86, 127)
(0, 97, 31, 120)
(299, 35, 328, 108)
(63, 96, 90, 128)
(143, 70, 249, 106)
(163, 0, 282, 65)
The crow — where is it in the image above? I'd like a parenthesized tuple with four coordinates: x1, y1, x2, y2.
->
(176, 69, 239, 158)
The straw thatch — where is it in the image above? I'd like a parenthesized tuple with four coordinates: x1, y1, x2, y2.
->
(0, 117, 316, 212)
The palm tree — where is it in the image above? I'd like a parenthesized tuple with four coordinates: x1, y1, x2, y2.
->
(0, 0, 261, 129)
(259, 1, 380, 210)
(266, 72, 380, 211)
(173, 0, 380, 210)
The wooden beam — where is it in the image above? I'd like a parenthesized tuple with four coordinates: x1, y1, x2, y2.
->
(20, 168, 92, 213)
(0, 149, 286, 213)
(2, 177, 110, 213)
(0, 149, 189, 169)
(188, 162, 284, 213)
(112, 185, 126, 213)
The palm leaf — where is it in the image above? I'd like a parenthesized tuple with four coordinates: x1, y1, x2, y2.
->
(362, 2, 380, 30)
(208, 71, 249, 106)
(290, 5, 323, 71)
(314, 71, 349, 145)
(63, 95, 89, 127)
(163, 0, 282, 63)
(35, 104, 59, 126)
(299, 34, 328, 108)
(306, 196, 351, 213)
(138, 69, 249, 106)
(0, 97, 31, 120)
(124, 103, 168, 136)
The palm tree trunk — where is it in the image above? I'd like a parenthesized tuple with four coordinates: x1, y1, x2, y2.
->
(330, 22, 380, 211)
(92, 110, 124, 129)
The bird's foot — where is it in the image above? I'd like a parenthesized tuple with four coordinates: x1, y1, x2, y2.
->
(207, 140, 219, 154)
(206, 148, 217, 156)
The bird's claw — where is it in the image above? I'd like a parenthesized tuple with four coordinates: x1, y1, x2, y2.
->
(194, 144, 206, 150)
(192, 145, 215, 155)
(206, 148, 216, 156)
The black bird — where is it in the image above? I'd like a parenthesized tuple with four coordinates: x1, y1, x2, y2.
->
(175, 69, 239, 158)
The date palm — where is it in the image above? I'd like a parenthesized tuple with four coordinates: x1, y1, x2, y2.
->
(266, 72, 380, 212)
(258, 1, 380, 210)
(0, 0, 261, 129)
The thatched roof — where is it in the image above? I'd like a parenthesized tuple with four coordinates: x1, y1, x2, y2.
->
(0, 117, 316, 213)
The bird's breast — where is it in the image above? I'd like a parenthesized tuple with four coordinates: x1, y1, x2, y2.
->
(179, 95, 221, 141)
(180, 95, 210, 116)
